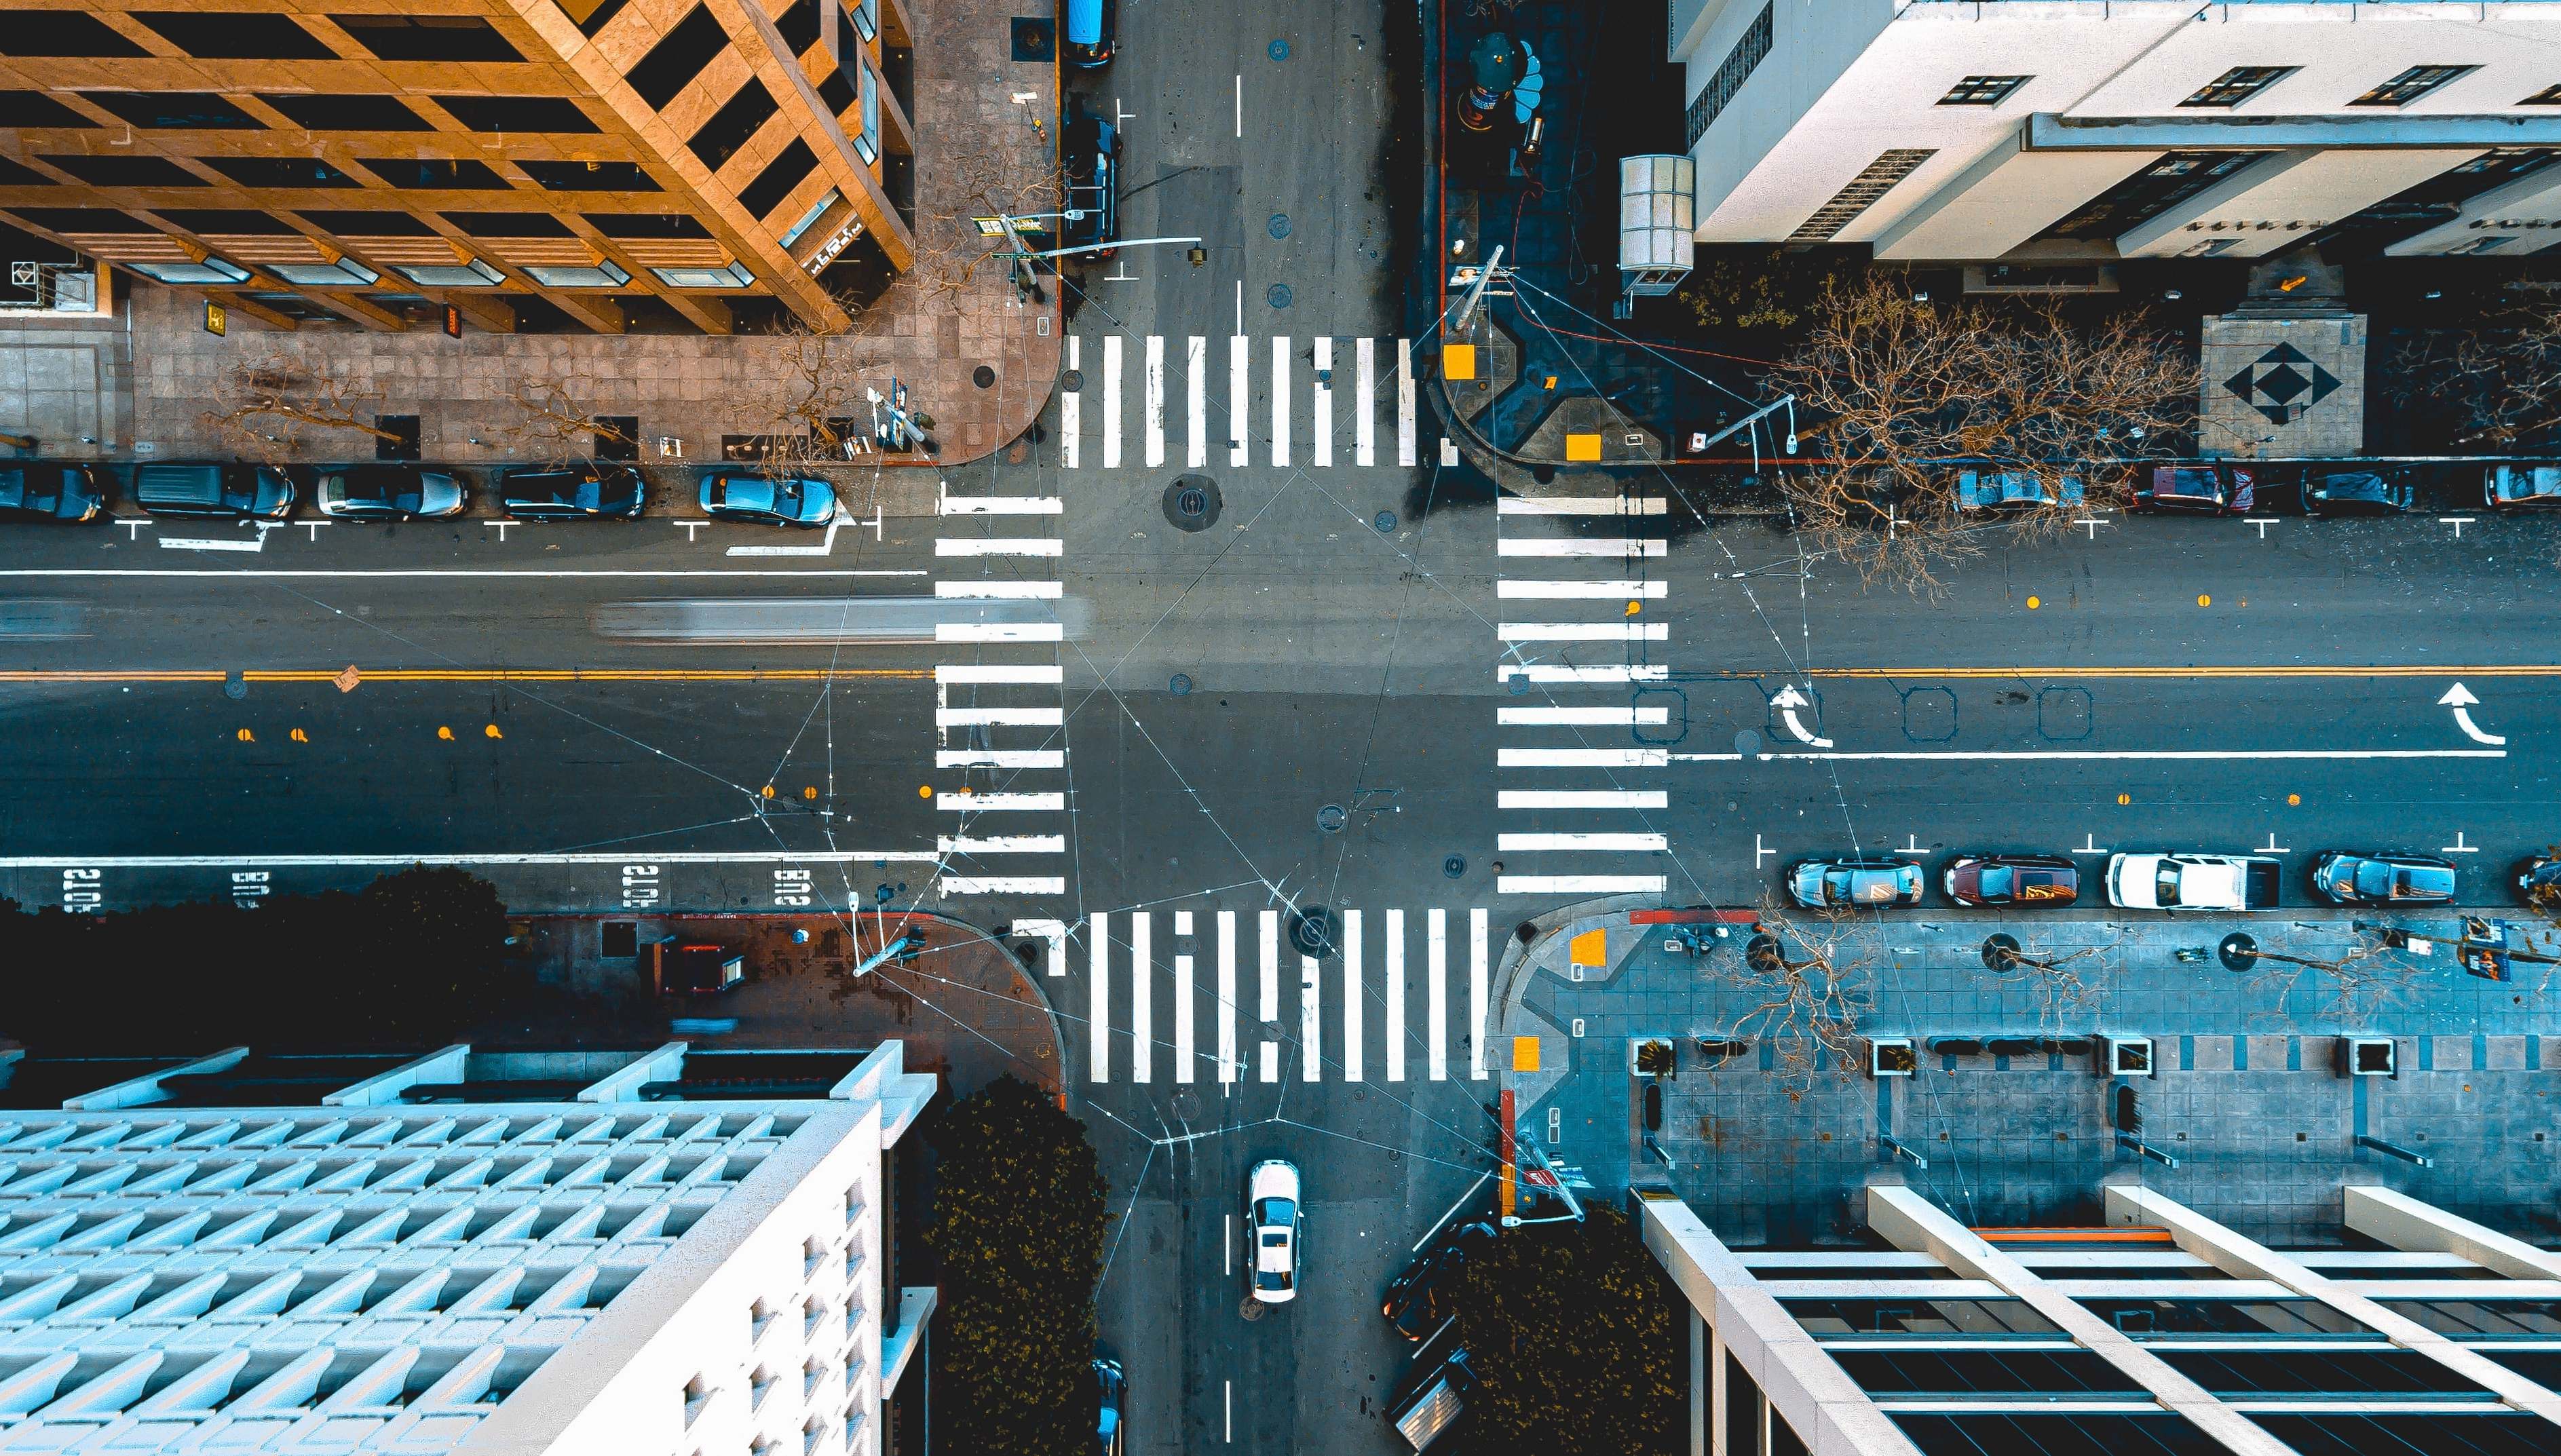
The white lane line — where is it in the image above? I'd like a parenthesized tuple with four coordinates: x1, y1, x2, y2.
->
(936, 580, 1063, 598)
(1230, 335, 1249, 466)
(1312, 337, 1333, 470)
(1497, 706, 1668, 725)
(937, 750, 1065, 768)
(1187, 335, 1207, 469)
(1500, 748, 1671, 767)
(1174, 909, 1195, 1085)
(1671, 748, 2514, 763)
(1427, 908, 1447, 1083)
(1500, 664, 1669, 683)
(1145, 334, 1166, 468)
(1217, 910, 1238, 1085)
(1342, 908, 1362, 1083)
(1501, 874, 1670, 894)
(1131, 910, 1153, 1084)
(933, 708, 1062, 727)
(1385, 908, 1405, 1084)
(934, 538, 1062, 556)
(1300, 953, 1321, 1082)
(939, 875, 1065, 894)
(1090, 911, 1109, 1083)
(1103, 334, 1124, 470)
(1500, 790, 1668, 809)
(1498, 832, 1669, 852)
(1271, 334, 1291, 467)
(0, 851, 941, 868)
(1397, 339, 1416, 467)
(1357, 337, 1376, 467)
(1469, 910, 1488, 1081)
(1498, 622, 1670, 642)
(1062, 337, 1080, 470)
(936, 623, 1063, 643)
(936, 835, 1065, 854)
(936, 664, 1064, 684)
(1498, 579, 1666, 598)
(935, 792, 1065, 812)
(1497, 497, 1669, 515)
(939, 496, 1062, 515)
(0, 569, 930, 579)
(1498, 539, 1668, 558)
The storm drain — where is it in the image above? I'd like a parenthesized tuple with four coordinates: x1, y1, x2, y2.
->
(1163, 474, 1221, 531)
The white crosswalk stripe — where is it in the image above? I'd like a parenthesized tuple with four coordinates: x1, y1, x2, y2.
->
(930, 476, 1069, 898)
(1058, 332, 1420, 470)
(1076, 908, 1496, 1086)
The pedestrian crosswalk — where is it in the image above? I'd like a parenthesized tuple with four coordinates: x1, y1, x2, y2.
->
(1495, 488, 1675, 897)
(1056, 332, 1420, 471)
(931, 480, 1068, 898)
(1054, 908, 1494, 1086)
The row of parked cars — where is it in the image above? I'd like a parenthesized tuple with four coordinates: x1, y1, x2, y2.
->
(1948, 461, 2561, 517)
(1787, 849, 2561, 911)
(0, 460, 841, 527)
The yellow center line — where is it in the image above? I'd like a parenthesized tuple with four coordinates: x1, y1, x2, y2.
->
(0, 668, 934, 683)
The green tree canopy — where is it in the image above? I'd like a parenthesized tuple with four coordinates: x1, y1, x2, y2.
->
(924, 1075, 1108, 1456)
(1457, 1204, 1684, 1456)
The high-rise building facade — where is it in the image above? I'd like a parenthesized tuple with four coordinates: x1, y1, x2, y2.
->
(0, 0, 917, 334)
(0, 1039, 937, 1456)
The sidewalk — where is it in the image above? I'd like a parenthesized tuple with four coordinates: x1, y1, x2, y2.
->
(493, 910, 1063, 1100)
(1494, 903, 2561, 1244)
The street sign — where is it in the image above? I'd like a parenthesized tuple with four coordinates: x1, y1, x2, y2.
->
(972, 216, 1046, 235)
(202, 301, 225, 337)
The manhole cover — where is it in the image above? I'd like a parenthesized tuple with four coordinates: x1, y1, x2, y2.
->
(972, 364, 995, 389)
(1734, 728, 1762, 756)
(1268, 213, 1292, 240)
(1290, 908, 1334, 955)
(223, 670, 247, 701)
(1171, 1090, 1203, 1119)
(1268, 283, 1292, 309)
(1170, 673, 1193, 696)
(1162, 474, 1221, 531)
(1444, 854, 1467, 879)
(1508, 676, 1528, 695)
(1373, 511, 1396, 533)
(1061, 368, 1084, 391)
(1268, 37, 1290, 60)
(1316, 803, 1347, 833)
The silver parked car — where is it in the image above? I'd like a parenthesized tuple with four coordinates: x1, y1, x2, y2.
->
(315, 464, 466, 520)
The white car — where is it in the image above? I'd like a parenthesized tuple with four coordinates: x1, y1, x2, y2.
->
(1247, 1159, 1301, 1304)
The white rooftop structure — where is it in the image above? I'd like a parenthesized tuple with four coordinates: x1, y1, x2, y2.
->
(0, 1041, 937, 1456)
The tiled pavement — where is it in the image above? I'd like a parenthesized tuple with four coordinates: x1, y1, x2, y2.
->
(1499, 909, 2561, 1244)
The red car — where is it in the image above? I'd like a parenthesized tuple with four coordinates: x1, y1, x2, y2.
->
(2133, 464, 2253, 515)
(1943, 854, 2080, 907)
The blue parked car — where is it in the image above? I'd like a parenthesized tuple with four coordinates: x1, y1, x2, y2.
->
(1955, 468, 2083, 512)
(698, 471, 837, 528)
(1065, 0, 1114, 67)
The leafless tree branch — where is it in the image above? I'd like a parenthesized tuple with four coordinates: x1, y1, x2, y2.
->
(200, 353, 402, 461)
(1726, 897, 1878, 1089)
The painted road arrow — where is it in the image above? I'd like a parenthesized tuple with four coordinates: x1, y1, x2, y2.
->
(2427, 681, 2509, 742)
(2440, 683, 2507, 746)
(1769, 684, 1834, 748)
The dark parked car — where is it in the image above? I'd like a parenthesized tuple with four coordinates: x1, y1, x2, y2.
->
(2302, 470, 2414, 518)
(2516, 855, 2561, 908)
(1062, 104, 1119, 258)
(1954, 469, 2082, 512)
(1382, 1221, 1493, 1341)
(1787, 858, 1923, 909)
(0, 461, 106, 523)
(497, 461, 643, 520)
(700, 471, 836, 526)
(1065, 0, 1115, 67)
(1092, 1355, 1124, 1456)
(315, 464, 466, 520)
(2311, 851, 2458, 906)
(2485, 463, 2561, 510)
(2133, 463, 2252, 516)
(133, 461, 296, 520)
(1943, 854, 2080, 907)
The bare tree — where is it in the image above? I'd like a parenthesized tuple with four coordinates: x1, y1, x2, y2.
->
(1725, 898, 1878, 1088)
(499, 362, 637, 458)
(2228, 929, 2433, 1023)
(200, 352, 404, 460)
(2389, 293, 2561, 448)
(1778, 275, 2193, 594)
(893, 121, 1053, 314)
(1977, 928, 2127, 1033)
(734, 320, 890, 476)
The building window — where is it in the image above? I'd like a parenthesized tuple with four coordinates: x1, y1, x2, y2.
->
(0, 9, 149, 57)
(854, 64, 879, 164)
(1937, 75, 2029, 108)
(434, 95, 600, 134)
(2525, 83, 2561, 107)
(517, 161, 661, 193)
(626, 5, 729, 111)
(79, 92, 266, 130)
(330, 14, 524, 63)
(269, 260, 381, 286)
(1684, 2, 1772, 150)
(2180, 66, 2297, 109)
(396, 258, 507, 287)
(740, 139, 818, 218)
(689, 80, 780, 172)
(40, 155, 207, 187)
(778, 0, 821, 58)
(2350, 64, 2475, 109)
(851, 0, 879, 43)
(205, 158, 359, 188)
(778, 190, 841, 249)
(361, 159, 510, 190)
(130, 258, 254, 285)
(523, 261, 632, 288)
(132, 12, 335, 60)
(259, 94, 435, 132)
(2040, 150, 2264, 242)
(1786, 149, 1934, 244)
(654, 261, 755, 289)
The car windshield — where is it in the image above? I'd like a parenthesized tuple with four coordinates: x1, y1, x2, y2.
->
(721, 479, 776, 512)
(1255, 1269, 1291, 1290)
(1067, 0, 1101, 42)
(1253, 1197, 1295, 1227)
(2353, 860, 2393, 898)
(1976, 866, 2014, 898)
